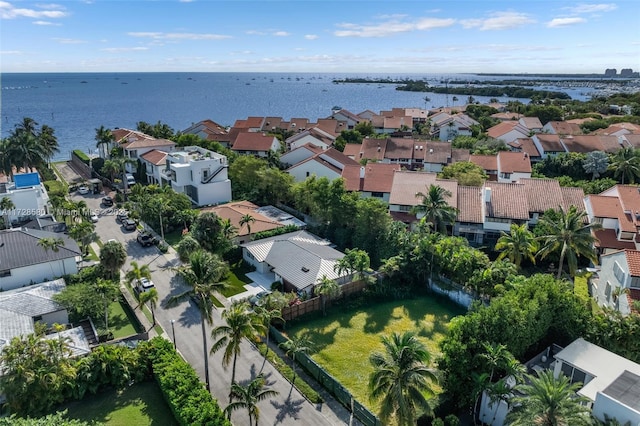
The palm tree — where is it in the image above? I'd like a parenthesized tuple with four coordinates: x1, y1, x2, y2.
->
(221, 218, 238, 241)
(334, 248, 371, 282)
(68, 221, 96, 256)
(37, 237, 66, 275)
(125, 260, 151, 289)
(476, 342, 513, 384)
(95, 125, 114, 158)
(137, 288, 159, 327)
(368, 331, 438, 426)
(609, 147, 640, 184)
(99, 240, 127, 280)
(210, 301, 265, 391)
(506, 370, 592, 426)
(279, 336, 313, 385)
(239, 214, 256, 239)
(583, 150, 609, 180)
(38, 124, 59, 166)
(94, 278, 120, 330)
(167, 249, 229, 392)
(100, 159, 121, 183)
(537, 205, 600, 279)
(0, 196, 14, 229)
(314, 275, 341, 316)
(224, 374, 279, 426)
(253, 304, 284, 369)
(495, 224, 538, 270)
(412, 184, 458, 234)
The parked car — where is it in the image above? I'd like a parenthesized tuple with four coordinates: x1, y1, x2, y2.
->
(116, 211, 128, 223)
(123, 219, 137, 231)
(137, 232, 158, 247)
(135, 277, 155, 293)
(90, 212, 99, 223)
(248, 290, 271, 307)
(102, 196, 114, 207)
(78, 186, 89, 195)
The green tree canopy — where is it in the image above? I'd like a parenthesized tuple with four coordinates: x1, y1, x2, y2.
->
(439, 161, 488, 186)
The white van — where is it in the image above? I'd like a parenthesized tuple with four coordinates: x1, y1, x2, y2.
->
(125, 173, 136, 186)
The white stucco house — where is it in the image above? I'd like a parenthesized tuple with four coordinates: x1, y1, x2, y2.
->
(595, 249, 640, 315)
(285, 147, 359, 182)
(153, 146, 232, 207)
(0, 172, 50, 226)
(0, 228, 81, 291)
(285, 127, 336, 151)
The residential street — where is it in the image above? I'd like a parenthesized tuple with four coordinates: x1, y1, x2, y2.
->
(72, 190, 357, 425)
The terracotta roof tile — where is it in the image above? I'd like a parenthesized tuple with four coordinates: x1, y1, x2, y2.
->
(485, 183, 529, 220)
(201, 201, 283, 237)
(232, 133, 278, 151)
(423, 141, 452, 164)
(535, 134, 565, 152)
(491, 112, 524, 121)
(451, 148, 471, 162)
(546, 121, 583, 136)
(341, 163, 401, 193)
(594, 229, 636, 250)
(623, 134, 640, 148)
(509, 138, 540, 158)
(519, 117, 543, 130)
(140, 149, 168, 166)
(561, 135, 621, 153)
(498, 151, 532, 173)
(359, 138, 387, 161)
(587, 194, 635, 233)
(342, 144, 362, 158)
(487, 121, 528, 139)
(625, 250, 640, 276)
(384, 138, 414, 160)
(457, 186, 483, 223)
(470, 155, 498, 172)
(520, 178, 572, 213)
(389, 171, 458, 207)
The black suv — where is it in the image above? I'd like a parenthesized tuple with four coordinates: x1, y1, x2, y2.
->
(137, 232, 158, 247)
(116, 211, 128, 223)
(123, 219, 137, 231)
(102, 196, 114, 207)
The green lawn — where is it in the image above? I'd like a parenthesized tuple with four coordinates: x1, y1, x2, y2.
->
(221, 261, 253, 297)
(109, 299, 143, 339)
(57, 380, 177, 426)
(286, 295, 465, 411)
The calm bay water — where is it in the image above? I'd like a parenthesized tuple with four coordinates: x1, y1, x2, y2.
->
(0, 72, 587, 161)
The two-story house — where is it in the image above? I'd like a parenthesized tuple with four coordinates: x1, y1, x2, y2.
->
(596, 249, 640, 315)
(180, 119, 231, 146)
(111, 128, 176, 172)
(341, 163, 401, 202)
(486, 121, 530, 144)
(285, 127, 336, 151)
(231, 133, 280, 157)
(285, 147, 359, 182)
(157, 146, 232, 206)
(0, 172, 51, 226)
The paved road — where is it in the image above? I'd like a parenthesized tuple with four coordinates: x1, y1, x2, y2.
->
(72, 190, 356, 426)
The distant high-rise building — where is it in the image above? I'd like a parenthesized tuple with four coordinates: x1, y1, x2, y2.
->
(620, 68, 634, 77)
(605, 68, 617, 76)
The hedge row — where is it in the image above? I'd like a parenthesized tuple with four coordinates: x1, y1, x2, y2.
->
(72, 149, 90, 165)
(146, 337, 230, 426)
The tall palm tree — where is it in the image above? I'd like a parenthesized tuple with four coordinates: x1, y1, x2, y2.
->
(224, 374, 278, 426)
(253, 304, 284, 369)
(68, 221, 96, 256)
(610, 147, 640, 184)
(239, 214, 256, 239)
(368, 331, 438, 426)
(37, 237, 67, 275)
(38, 124, 59, 166)
(537, 205, 600, 279)
(314, 275, 341, 316)
(0, 196, 15, 229)
(279, 335, 313, 386)
(167, 249, 229, 392)
(210, 301, 265, 391)
(137, 288, 159, 327)
(495, 223, 538, 270)
(95, 125, 114, 158)
(411, 184, 458, 234)
(506, 370, 592, 426)
(94, 278, 120, 330)
(99, 240, 127, 280)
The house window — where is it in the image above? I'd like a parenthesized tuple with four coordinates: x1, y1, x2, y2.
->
(190, 170, 193, 182)
(613, 262, 626, 283)
(398, 205, 411, 212)
(605, 281, 612, 301)
(371, 192, 384, 198)
(306, 172, 310, 177)
(203, 169, 209, 180)
(0, 269, 10, 277)
(486, 217, 511, 224)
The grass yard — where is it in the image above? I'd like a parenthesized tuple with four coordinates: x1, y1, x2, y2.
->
(109, 298, 143, 339)
(286, 294, 465, 412)
(221, 261, 253, 298)
(57, 380, 177, 426)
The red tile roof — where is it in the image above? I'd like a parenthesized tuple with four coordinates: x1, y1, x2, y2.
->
(487, 121, 528, 139)
(202, 201, 283, 237)
(625, 250, 640, 276)
(485, 183, 529, 220)
(232, 133, 278, 152)
(140, 149, 168, 166)
(341, 163, 401, 193)
(587, 194, 635, 233)
(561, 135, 620, 153)
(470, 155, 498, 172)
(535, 134, 565, 152)
(546, 121, 583, 136)
(594, 229, 636, 250)
(342, 144, 362, 158)
(509, 138, 541, 158)
(457, 186, 483, 223)
(384, 138, 414, 160)
(498, 151, 532, 174)
(389, 171, 458, 207)
(423, 141, 453, 164)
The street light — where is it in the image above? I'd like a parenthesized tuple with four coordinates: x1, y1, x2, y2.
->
(170, 319, 176, 350)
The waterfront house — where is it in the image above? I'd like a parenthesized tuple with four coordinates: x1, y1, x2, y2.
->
(181, 119, 231, 146)
(231, 133, 280, 157)
(285, 127, 336, 151)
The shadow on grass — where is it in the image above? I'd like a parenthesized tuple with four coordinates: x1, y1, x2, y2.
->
(58, 381, 177, 426)
(109, 298, 143, 338)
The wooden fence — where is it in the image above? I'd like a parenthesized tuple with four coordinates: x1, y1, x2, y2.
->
(281, 278, 371, 321)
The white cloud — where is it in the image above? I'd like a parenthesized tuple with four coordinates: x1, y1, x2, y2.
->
(53, 38, 86, 44)
(0, 1, 67, 19)
(568, 3, 617, 14)
(33, 20, 60, 25)
(128, 32, 231, 40)
(547, 17, 586, 27)
(334, 16, 455, 37)
(102, 47, 149, 53)
(245, 30, 265, 36)
(0, 50, 22, 54)
(304, 34, 318, 40)
(273, 31, 290, 37)
(34, 3, 65, 10)
(460, 11, 535, 30)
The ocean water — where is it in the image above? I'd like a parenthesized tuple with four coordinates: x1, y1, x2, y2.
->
(0, 72, 587, 161)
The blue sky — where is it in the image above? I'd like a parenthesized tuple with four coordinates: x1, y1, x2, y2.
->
(1, 0, 639, 73)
